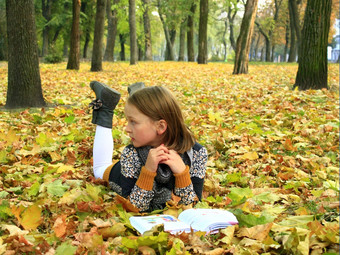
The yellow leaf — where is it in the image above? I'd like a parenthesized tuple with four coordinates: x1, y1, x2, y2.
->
(237, 222, 273, 241)
(20, 204, 42, 230)
(240, 151, 259, 160)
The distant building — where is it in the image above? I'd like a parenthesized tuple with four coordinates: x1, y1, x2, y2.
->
(329, 19, 340, 62)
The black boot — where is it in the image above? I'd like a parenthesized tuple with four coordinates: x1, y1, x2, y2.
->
(128, 82, 145, 95)
(89, 81, 121, 128)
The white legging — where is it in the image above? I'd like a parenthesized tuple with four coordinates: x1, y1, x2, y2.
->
(93, 125, 114, 179)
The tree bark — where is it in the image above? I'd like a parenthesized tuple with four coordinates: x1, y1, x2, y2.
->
(119, 34, 126, 60)
(227, 1, 239, 52)
(197, 0, 208, 64)
(222, 20, 228, 61)
(5, 0, 46, 108)
(294, 0, 332, 90)
(142, 0, 152, 60)
(67, 0, 81, 70)
(91, 0, 106, 71)
(158, 0, 175, 61)
(178, 20, 186, 61)
(129, 0, 137, 65)
(284, 21, 289, 62)
(233, 0, 258, 74)
(104, 0, 119, 61)
(187, 2, 196, 62)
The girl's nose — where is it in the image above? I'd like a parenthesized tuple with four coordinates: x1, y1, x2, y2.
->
(125, 124, 131, 133)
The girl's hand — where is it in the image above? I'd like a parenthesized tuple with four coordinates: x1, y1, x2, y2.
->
(161, 150, 186, 174)
(145, 145, 169, 172)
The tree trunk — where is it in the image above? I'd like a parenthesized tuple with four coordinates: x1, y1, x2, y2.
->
(83, 32, 90, 59)
(5, 0, 46, 108)
(91, 0, 106, 71)
(41, 0, 52, 57)
(67, 0, 81, 70)
(129, 0, 137, 65)
(165, 30, 176, 60)
(222, 20, 228, 61)
(288, 1, 297, 62)
(289, 0, 301, 46)
(293, 0, 332, 90)
(284, 22, 289, 62)
(233, 0, 258, 74)
(187, 2, 196, 62)
(104, 0, 119, 61)
(0, 21, 8, 61)
(227, 1, 239, 52)
(254, 32, 261, 61)
(119, 34, 126, 60)
(178, 20, 186, 61)
(142, 0, 152, 61)
(197, 0, 208, 64)
(158, 0, 175, 61)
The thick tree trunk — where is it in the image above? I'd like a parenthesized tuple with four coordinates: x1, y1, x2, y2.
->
(233, 0, 258, 74)
(129, 0, 137, 65)
(5, 0, 46, 108)
(67, 0, 81, 70)
(104, 0, 118, 61)
(178, 21, 186, 61)
(197, 0, 208, 64)
(41, 0, 52, 57)
(91, 0, 106, 71)
(143, 0, 152, 60)
(294, 0, 332, 90)
(187, 2, 196, 62)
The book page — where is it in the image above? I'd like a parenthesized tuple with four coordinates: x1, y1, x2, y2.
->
(130, 214, 190, 235)
(178, 209, 238, 233)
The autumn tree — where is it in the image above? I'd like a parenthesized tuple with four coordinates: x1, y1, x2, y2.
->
(67, 0, 81, 70)
(288, 0, 302, 62)
(91, 0, 106, 71)
(233, 0, 258, 74)
(197, 0, 208, 64)
(129, 0, 137, 65)
(187, 2, 196, 62)
(104, 0, 119, 61)
(5, 0, 46, 108)
(142, 0, 152, 60)
(293, 0, 332, 90)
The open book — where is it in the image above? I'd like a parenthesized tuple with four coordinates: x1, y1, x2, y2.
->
(129, 208, 238, 235)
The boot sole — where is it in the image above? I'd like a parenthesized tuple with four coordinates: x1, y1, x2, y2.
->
(90, 81, 121, 99)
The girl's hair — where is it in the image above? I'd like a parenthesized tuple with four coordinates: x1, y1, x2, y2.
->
(127, 86, 195, 153)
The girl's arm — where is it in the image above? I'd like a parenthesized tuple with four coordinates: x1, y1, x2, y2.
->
(174, 146, 208, 204)
(119, 146, 156, 212)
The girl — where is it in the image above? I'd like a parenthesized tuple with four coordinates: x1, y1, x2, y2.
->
(89, 81, 208, 212)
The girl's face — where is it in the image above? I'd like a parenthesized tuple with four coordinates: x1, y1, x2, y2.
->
(124, 103, 163, 148)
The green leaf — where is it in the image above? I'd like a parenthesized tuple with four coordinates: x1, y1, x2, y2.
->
(46, 179, 69, 197)
(55, 241, 77, 255)
(0, 200, 12, 220)
(27, 182, 40, 197)
(231, 209, 274, 228)
(227, 187, 253, 206)
(64, 115, 75, 124)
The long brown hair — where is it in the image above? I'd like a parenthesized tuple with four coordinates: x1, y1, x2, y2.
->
(127, 86, 195, 153)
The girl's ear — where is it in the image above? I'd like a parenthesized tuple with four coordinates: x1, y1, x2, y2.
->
(157, 119, 167, 135)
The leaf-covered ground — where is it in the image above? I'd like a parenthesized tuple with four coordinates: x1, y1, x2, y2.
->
(0, 62, 339, 255)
